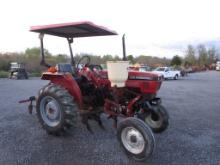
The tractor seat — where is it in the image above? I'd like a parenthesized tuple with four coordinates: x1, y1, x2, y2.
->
(56, 63, 74, 73)
(56, 63, 84, 83)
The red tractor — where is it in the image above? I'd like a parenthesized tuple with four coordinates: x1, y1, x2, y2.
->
(21, 21, 169, 161)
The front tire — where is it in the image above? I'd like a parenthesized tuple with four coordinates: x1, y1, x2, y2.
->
(36, 84, 78, 135)
(117, 117, 155, 161)
(138, 105, 169, 133)
(174, 74, 178, 80)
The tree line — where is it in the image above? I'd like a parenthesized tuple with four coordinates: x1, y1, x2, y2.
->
(165, 44, 219, 67)
(0, 47, 171, 73)
(183, 44, 219, 66)
(0, 44, 219, 74)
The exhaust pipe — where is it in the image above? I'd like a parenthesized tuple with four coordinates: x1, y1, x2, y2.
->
(122, 34, 127, 61)
(67, 38, 76, 67)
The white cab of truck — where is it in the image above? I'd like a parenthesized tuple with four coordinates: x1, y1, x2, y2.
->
(153, 67, 181, 80)
(216, 61, 220, 71)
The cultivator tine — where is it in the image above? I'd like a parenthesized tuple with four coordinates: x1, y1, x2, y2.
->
(86, 122, 94, 134)
(80, 109, 105, 133)
(107, 115, 118, 128)
(28, 104, 33, 114)
(113, 117, 118, 128)
(81, 114, 94, 134)
(93, 114, 105, 130)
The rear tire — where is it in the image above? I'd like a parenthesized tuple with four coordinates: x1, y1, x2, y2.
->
(174, 74, 178, 80)
(138, 105, 169, 133)
(36, 84, 78, 136)
(117, 117, 155, 161)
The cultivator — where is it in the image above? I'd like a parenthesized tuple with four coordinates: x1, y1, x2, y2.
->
(20, 21, 169, 161)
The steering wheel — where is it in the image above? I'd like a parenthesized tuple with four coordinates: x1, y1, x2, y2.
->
(88, 64, 103, 71)
(76, 55, 91, 69)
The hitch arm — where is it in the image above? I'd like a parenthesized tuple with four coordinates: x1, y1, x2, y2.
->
(19, 96, 36, 114)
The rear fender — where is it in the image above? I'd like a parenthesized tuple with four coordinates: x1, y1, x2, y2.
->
(41, 73, 83, 108)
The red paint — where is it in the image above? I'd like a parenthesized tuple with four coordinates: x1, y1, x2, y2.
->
(104, 99, 119, 116)
(41, 73, 83, 108)
(79, 67, 111, 87)
(40, 66, 162, 117)
(127, 95, 141, 117)
(30, 21, 117, 38)
(93, 70, 162, 94)
(126, 80, 162, 94)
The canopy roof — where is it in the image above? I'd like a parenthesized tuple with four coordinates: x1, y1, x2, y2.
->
(30, 21, 117, 38)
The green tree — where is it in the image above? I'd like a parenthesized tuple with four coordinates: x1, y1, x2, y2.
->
(56, 54, 68, 63)
(185, 45, 196, 65)
(102, 54, 113, 62)
(207, 47, 217, 64)
(127, 55, 134, 63)
(25, 47, 51, 58)
(171, 55, 182, 66)
(197, 44, 208, 66)
(113, 55, 121, 61)
(24, 47, 52, 72)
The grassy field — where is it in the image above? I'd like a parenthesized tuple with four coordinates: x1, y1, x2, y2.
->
(0, 71, 8, 78)
(0, 70, 42, 78)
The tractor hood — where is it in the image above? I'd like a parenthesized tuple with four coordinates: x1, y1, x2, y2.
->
(100, 70, 162, 81)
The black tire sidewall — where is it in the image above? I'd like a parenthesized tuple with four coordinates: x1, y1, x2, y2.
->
(36, 91, 66, 133)
(174, 74, 178, 80)
(117, 118, 155, 161)
(145, 105, 169, 133)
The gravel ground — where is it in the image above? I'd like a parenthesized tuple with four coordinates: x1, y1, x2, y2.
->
(0, 71, 220, 165)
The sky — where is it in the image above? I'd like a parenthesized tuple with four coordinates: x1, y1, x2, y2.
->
(0, 0, 220, 58)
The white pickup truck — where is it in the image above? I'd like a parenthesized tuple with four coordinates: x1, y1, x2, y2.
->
(216, 61, 220, 71)
(153, 67, 181, 80)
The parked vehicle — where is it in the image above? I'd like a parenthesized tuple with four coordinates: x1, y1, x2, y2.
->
(216, 61, 220, 71)
(19, 21, 169, 161)
(185, 67, 193, 73)
(179, 69, 187, 77)
(129, 65, 151, 72)
(9, 62, 28, 79)
(153, 67, 181, 80)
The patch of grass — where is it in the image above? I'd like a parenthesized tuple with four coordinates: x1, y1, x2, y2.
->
(29, 72, 41, 77)
(0, 71, 9, 78)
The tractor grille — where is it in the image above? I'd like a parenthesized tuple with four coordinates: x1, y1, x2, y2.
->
(128, 75, 163, 81)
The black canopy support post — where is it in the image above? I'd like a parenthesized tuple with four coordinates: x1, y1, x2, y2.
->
(122, 34, 127, 61)
(39, 33, 50, 68)
(67, 38, 75, 67)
